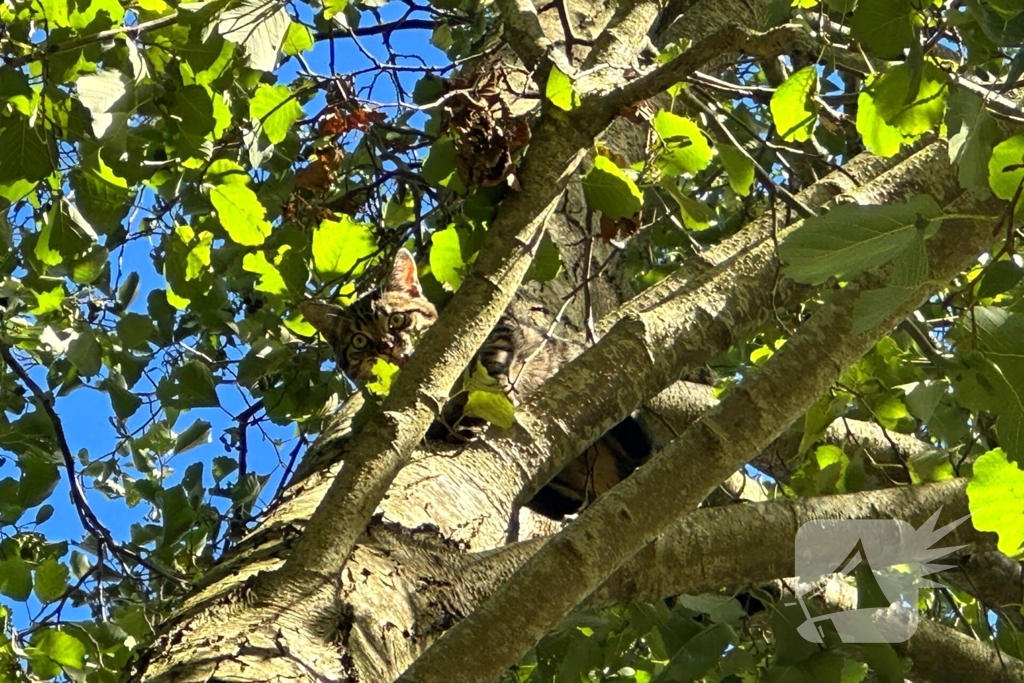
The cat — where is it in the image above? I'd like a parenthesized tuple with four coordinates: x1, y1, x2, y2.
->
(300, 248, 652, 519)
(299, 250, 438, 383)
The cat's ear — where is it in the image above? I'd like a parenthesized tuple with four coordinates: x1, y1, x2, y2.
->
(386, 248, 424, 297)
(299, 300, 348, 347)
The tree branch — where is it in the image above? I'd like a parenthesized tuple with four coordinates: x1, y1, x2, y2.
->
(291, 141, 957, 556)
(494, 0, 571, 77)
(588, 479, 984, 607)
(313, 18, 446, 43)
(6, 13, 180, 68)
(810, 578, 1024, 683)
(0, 342, 185, 585)
(396, 181, 1005, 682)
(267, 17, 793, 618)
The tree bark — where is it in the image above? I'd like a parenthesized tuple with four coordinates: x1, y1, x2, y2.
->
(125, 1, 1023, 681)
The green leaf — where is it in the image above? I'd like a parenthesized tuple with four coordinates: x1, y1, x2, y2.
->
(70, 245, 109, 285)
(546, 67, 581, 111)
(652, 111, 713, 177)
(957, 307, 1024, 459)
(31, 629, 86, 674)
(655, 623, 736, 683)
(161, 485, 197, 546)
(946, 88, 1002, 193)
(583, 156, 643, 220)
(856, 75, 907, 158)
(718, 144, 756, 196)
(660, 178, 714, 231)
(0, 479, 23, 525)
(0, 116, 55, 185)
(118, 272, 140, 309)
(70, 151, 132, 233)
(67, 327, 102, 378)
(429, 222, 484, 290)
(857, 643, 908, 683)
(218, 0, 291, 71)
(185, 231, 213, 280)
(31, 0, 70, 27)
(967, 448, 1024, 556)
(988, 132, 1024, 201)
(312, 215, 377, 280)
(36, 200, 97, 267)
(0, 557, 32, 601)
(282, 22, 314, 55)
(212, 456, 239, 482)
(157, 360, 220, 409)
(250, 84, 304, 145)
(771, 600, 820, 665)
(70, 551, 91, 579)
(852, 286, 915, 337)
(422, 137, 467, 193)
(851, 231, 929, 335)
(205, 160, 249, 187)
(210, 183, 273, 246)
(243, 252, 289, 295)
(850, 0, 916, 60)
(323, 0, 347, 20)
(677, 194, 714, 231)
(675, 594, 747, 624)
(384, 193, 416, 229)
(464, 390, 515, 429)
(76, 69, 132, 140)
(35, 504, 54, 524)
(116, 313, 155, 351)
(770, 66, 818, 142)
(906, 449, 955, 484)
(69, 0, 124, 30)
(525, 233, 562, 282)
(172, 84, 215, 140)
(779, 195, 941, 284)
(33, 558, 69, 604)
(366, 359, 400, 397)
(30, 287, 64, 316)
(174, 419, 212, 455)
(869, 63, 948, 137)
(18, 457, 59, 509)
(978, 258, 1024, 299)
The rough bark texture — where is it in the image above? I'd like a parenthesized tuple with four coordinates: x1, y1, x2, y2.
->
(125, 0, 1023, 681)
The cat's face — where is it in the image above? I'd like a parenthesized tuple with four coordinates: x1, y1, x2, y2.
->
(300, 249, 438, 384)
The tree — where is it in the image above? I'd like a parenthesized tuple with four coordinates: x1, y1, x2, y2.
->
(1, 0, 1024, 680)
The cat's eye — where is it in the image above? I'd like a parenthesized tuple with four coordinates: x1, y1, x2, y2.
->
(388, 313, 408, 329)
(351, 333, 369, 350)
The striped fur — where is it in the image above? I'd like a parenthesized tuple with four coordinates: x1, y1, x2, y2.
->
(300, 249, 438, 383)
(303, 249, 652, 519)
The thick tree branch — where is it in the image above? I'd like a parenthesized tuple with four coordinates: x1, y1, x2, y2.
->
(641, 380, 936, 488)
(579, 24, 812, 120)
(811, 579, 1024, 683)
(287, 142, 956, 557)
(396, 179, 1004, 681)
(579, 0, 660, 70)
(268, 19, 808, 613)
(494, 0, 571, 77)
(588, 479, 985, 607)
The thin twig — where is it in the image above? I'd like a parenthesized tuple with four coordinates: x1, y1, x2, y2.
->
(0, 341, 186, 585)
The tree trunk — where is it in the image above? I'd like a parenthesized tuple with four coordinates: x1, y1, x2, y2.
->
(125, 1, 1021, 681)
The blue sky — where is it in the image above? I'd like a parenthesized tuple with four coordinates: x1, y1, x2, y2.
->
(3, 4, 447, 630)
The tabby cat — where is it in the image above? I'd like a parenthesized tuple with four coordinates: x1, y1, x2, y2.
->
(300, 249, 651, 519)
